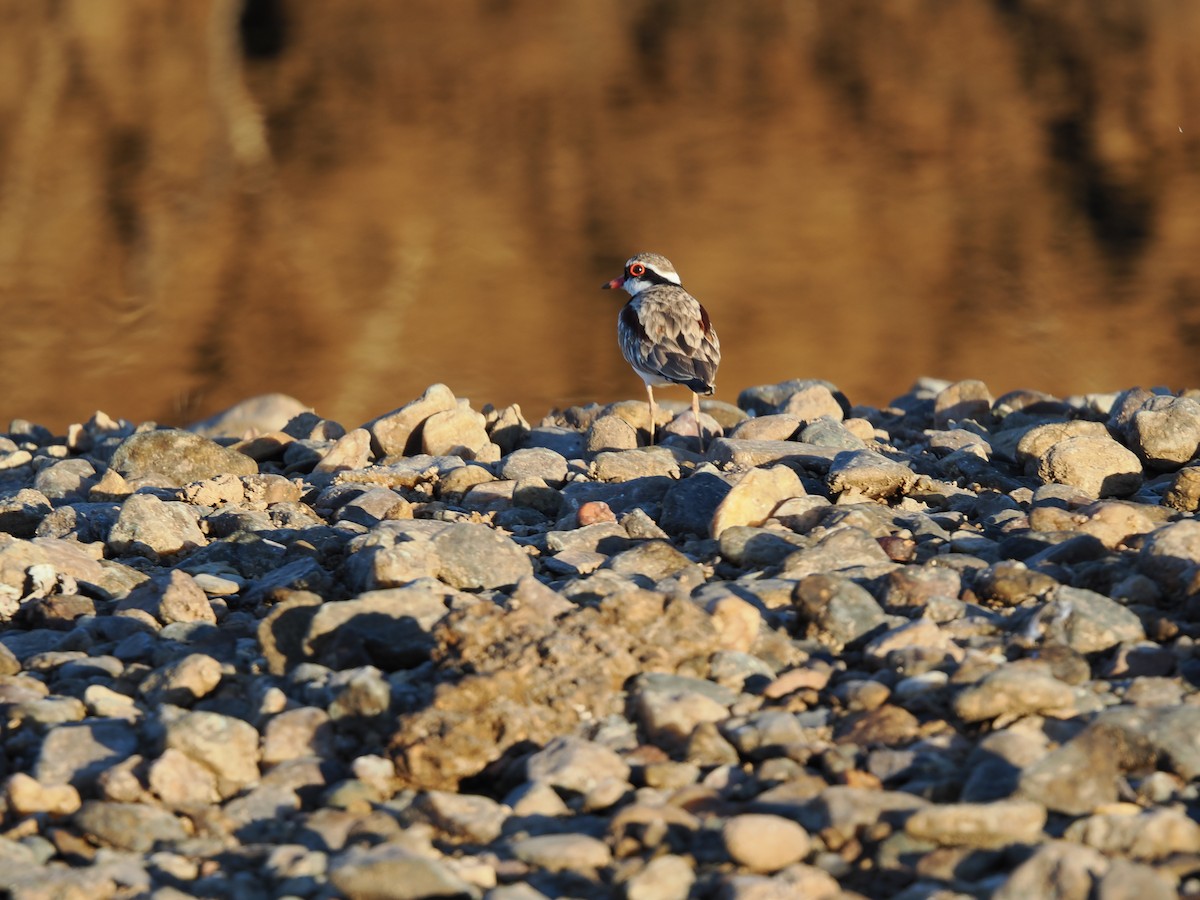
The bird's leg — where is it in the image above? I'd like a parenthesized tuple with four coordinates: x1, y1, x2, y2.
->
(645, 384, 657, 446)
(692, 391, 705, 454)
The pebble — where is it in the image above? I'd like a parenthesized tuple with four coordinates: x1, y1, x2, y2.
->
(722, 813, 811, 872)
(509, 833, 612, 873)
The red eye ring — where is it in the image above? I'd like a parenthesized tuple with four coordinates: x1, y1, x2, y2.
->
(629, 262, 646, 277)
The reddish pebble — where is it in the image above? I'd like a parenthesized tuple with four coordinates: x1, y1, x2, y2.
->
(578, 501, 617, 526)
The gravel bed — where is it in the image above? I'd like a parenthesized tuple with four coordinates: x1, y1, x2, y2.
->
(1, 377, 1199, 899)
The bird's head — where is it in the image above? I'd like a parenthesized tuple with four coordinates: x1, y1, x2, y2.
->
(601, 252, 681, 296)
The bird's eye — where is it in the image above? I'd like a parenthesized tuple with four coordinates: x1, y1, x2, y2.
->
(629, 263, 646, 277)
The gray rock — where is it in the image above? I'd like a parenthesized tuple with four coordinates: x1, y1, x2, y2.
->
(526, 735, 631, 796)
(416, 790, 510, 843)
(366, 384, 459, 458)
(1136, 519, 1200, 600)
(137, 652, 222, 705)
(164, 710, 260, 798)
(34, 458, 98, 502)
(35, 719, 139, 788)
(933, 379, 993, 428)
(659, 471, 733, 536)
(710, 465, 805, 539)
(117, 569, 216, 625)
(421, 406, 494, 460)
(510, 833, 612, 873)
(633, 674, 735, 748)
(432, 522, 533, 590)
(592, 447, 680, 481)
(314, 427, 373, 473)
(737, 379, 848, 417)
(624, 854, 695, 900)
(0, 488, 51, 538)
(330, 843, 480, 900)
(499, 447, 568, 485)
(827, 449, 916, 500)
(1094, 859, 1178, 900)
(606, 540, 701, 586)
(74, 801, 188, 852)
(799, 416, 868, 450)
(304, 586, 444, 669)
(722, 813, 810, 873)
(108, 494, 207, 559)
(585, 414, 639, 455)
(727, 414, 801, 442)
(523, 425, 586, 459)
(904, 799, 1046, 849)
(262, 707, 335, 765)
(1064, 808, 1200, 861)
(792, 572, 890, 647)
(992, 840, 1109, 900)
(781, 384, 845, 423)
(1040, 585, 1145, 653)
(109, 428, 257, 486)
(954, 661, 1077, 724)
(708, 437, 840, 470)
(1036, 434, 1143, 498)
(1126, 394, 1200, 469)
(328, 666, 391, 720)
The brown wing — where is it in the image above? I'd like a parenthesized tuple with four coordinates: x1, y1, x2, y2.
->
(624, 287, 721, 393)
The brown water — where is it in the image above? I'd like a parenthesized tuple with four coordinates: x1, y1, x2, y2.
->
(2, 0, 1200, 432)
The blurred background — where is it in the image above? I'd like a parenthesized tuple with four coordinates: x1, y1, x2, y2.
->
(2, 0, 1200, 432)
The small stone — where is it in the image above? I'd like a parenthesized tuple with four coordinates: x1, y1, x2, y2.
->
(904, 799, 1047, 848)
(164, 710, 260, 798)
(625, 854, 695, 900)
(710, 465, 806, 539)
(432, 522, 533, 590)
(792, 573, 890, 648)
(1126, 394, 1200, 469)
(73, 801, 188, 853)
(510, 833, 612, 873)
(525, 736, 631, 796)
(138, 653, 222, 705)
(782, 385, 845, 423)
(1040, 585, 1146, 653)
(416, 791, 510, 843)
(421, 407, 492, 460)
(108, 494, 208, 559)
(722, 813, 811, 872)
(953, 661, 1077, 724)
(727, 414, 801, 442)
(934, 379, 992, 427)
(148, 748, 222, 809)
(109, 428, 257, 486)
(329, 843, 480, 900)
(992, 841, 1109, 900)
(4, 772, 82, 816)
(314, 428, 373, 473)
(35, 719, 139, 789)
(827, 450, 916, 500)
(367, 384, 458, 457)
(1036, 434, 1143, 498)
(262, 707, 335, 765)
(577, 500, 617, 526)
(118, 569, 216, 625)
(189, 392, 311, 438)
(633, 673, 735, 749)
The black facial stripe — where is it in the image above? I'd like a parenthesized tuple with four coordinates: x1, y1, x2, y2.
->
(627, 266, 679, 287)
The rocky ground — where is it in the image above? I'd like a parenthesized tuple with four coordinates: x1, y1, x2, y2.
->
(1, 377, 1200, 900)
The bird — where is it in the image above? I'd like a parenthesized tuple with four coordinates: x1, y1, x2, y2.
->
(602, 252, 721, 448)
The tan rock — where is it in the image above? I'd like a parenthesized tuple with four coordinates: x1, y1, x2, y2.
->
(711, 465, 805, 538)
